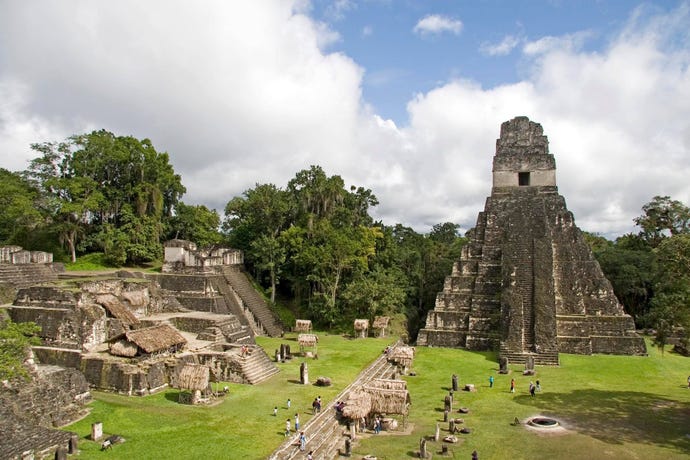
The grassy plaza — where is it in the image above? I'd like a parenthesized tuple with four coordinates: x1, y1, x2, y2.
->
(65, 334, 689, 459)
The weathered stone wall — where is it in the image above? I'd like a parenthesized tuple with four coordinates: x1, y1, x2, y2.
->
(0, 365, 90, 428)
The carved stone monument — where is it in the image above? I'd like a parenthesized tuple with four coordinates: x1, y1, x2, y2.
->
(300, 362, 309, 385)
(417, 116, 646, 364)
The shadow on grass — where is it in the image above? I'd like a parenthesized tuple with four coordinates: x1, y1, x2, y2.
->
(515, 389, 690, 452)
(164, 391, 181, 403)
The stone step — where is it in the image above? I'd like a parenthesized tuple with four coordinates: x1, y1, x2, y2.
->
(221, 267, 283, 337)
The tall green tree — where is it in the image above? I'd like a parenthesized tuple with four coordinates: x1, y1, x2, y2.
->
(27, 131, 185, 264)
(166, 203, 222, 248)
(0, 169, 43, 245)
(26, 141, 104, 262)
(634, 195, 690, 248)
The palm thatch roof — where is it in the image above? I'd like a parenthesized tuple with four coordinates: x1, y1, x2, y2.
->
(368, 388, 411, 415)
(342, 389, 372, 419)
(298, 333, 319, 347)
(342, 380, 411, 419)
(96, 294, 140, 325)
(176, 364, 210, 391)
(372, 316, 390, 329)
(388, 346, 415, 366)
(125, 324, 187, 354)
(366, 378, 408, 391)
(354, 319, 369, 331)
(109, 339, 138, 357)
(294, 319, 312, 332)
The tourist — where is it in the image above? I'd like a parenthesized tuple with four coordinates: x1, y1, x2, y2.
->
(529, 381, 535, 397)
(472, 450, 479, 460)
(489, 375, 494, 388)
(312, 398, 319, 414)
(307, 450, 314, 460)
(285, 418, 291, 436)
(273, 406, 278, 416)
(295, 413, 300, 431)
(687, 375, 690, 389)
(299, 431, 306, 451)
(287, 398, 291, 409)
(536, 380, 541, 392)
(510, 378, 515, 393)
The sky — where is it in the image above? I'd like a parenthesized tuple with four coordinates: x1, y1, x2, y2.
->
(1, 0, 689, 239)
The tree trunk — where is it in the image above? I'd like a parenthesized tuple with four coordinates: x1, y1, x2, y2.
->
(67, 232, 77, 263)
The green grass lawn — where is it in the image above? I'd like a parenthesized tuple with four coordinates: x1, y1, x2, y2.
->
(64, 337, 690, 459)
(64, 333, 393, 459)
(352, 340, 690, 460)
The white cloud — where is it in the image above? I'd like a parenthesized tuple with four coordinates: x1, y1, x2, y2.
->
(522, 30, 593, 55)
(413, 14, 463, 37)
(325, 0, 356, 21)
(0, 0, 689, 240)
(480, 35, 521, 56)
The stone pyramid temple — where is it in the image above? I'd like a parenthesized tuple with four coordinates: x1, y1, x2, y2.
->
(417, 116, 646, 364)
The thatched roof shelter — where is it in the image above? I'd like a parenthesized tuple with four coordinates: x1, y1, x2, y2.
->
(388, 346, 415, 367)
(295, 319, 312, 332)
(372, 316, 390, 329)
(366, 378, 408, 391)
(368, 387, 411, 416)
(342, 389, 372, 420)
(177, 364, 211, 391)
(342, 380, 411, 419)
(109, 339, 139, 357)
(298, 333, 319, 347)
(96, 294, 140, 325)
(124, 324, 187, 354)
(354, 319, 369, 331)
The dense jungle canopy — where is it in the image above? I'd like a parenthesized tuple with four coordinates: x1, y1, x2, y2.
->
(0, 131, 688, 345)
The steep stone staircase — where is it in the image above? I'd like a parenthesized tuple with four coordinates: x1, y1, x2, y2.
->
(221, 266, 283, 337)
(0, 264, 59, 290)
(196, 317, 253, 344)
(239, 345, 280, 384)
(499, 349, 560, 366)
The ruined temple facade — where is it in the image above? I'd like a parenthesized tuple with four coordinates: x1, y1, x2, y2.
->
(417, 117, 646, 364)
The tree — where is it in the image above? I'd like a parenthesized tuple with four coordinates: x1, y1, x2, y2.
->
(0, 169, 43, 245)
(595, 246, 654, 324)
(26, 141, 104, 262)
(649, 234, 690, 350)
(0, 319, 41, 381)
(251, 234, 286, 303)
(341, 267, 407, 320)
(287, 165, 346, 231)
(299, 222, 381, 326)
(27, 131, 185, 264)
(166, 202, 222, 248)
(634, 195, 690, 247)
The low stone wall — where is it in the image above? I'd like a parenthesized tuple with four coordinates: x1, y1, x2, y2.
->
(148, 273, 208, 293)
(33, 347, 82, 369)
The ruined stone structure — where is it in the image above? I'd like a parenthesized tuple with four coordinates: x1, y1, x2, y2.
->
(0, 362, 86, 459)
(8, 274, 278, 395)
(0, 245, 61, 303)
(157, 239, 283, 337)
(417, 117, 646, 364)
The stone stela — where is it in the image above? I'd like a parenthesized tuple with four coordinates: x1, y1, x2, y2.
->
(417, 116, 646, 365)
